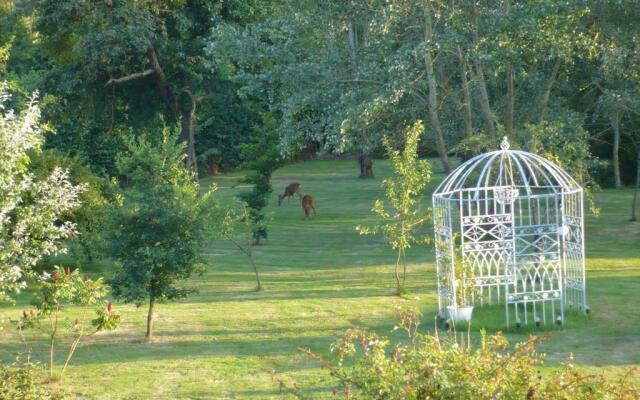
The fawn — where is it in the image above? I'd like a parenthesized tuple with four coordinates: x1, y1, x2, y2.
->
(302, 194, 316, 218)
(278, 182, 302, 205)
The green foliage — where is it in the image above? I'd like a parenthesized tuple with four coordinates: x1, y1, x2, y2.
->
(453, 133, 497, 159)
(441, 237, 479, 308)
(20, 0, 274, 175)
(28, 148, 110, 261)
(520, 115, 600, 213)
(219, 202, 263, 290)
(0, 85, 83, 302)
(296, 310, 640, 399)
(0, 361, 67, 400)
(237, 133, 282, 244)
(18, 266, 119, 379)
(357, 121, 431, 295)
(104, 128, 218, 338)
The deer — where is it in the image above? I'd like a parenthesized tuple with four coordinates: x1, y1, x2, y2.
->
(278, 182, 302, 206)
(302, 194, 316, 218)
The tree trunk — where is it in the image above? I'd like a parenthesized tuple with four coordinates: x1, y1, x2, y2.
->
(146, 295, 155, 341)
(473, 62, 496, 135)
(471, 2, 496, 135)
(179, 89, 198, 174)
(348, 19, 375, 179)
(631, 148, 640, 222)
(147, 46, 198, 174)
(359, 153, 374, 178)
(506, 65, 514, 136)
(50, 308, 58, 378)
(347, 21, 359, 78)
(424, 5, 452, 173)
(504, 0, 514, 136)
(394, 248, 403, 295)
(539, 59, 561, 123)
(458, 47, 474, 138)
(250, 252, 262, 291)
(611, 111, 622, 188)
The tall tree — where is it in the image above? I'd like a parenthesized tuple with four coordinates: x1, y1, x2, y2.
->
(591, 1, 640, 189)
(209, 0, 392, 177)
(423, 3, 451, 173)
(34, 0, 270, 175)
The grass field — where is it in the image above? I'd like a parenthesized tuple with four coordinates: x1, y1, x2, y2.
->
(1, 159, 639, 399)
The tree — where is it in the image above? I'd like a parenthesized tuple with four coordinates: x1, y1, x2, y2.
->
(590, 1, 640, 190)
(31, 0, 273, 175)
(423, 3, 451, 173)
(630, 136, 640, 222)
(0, 85, 83, 302)
(104, 128, 217, 341)
(209, 0, 391, 177)
(357, 121, 432, 295)
(220, 203, 263, 290)
(236, 132, 282, 245)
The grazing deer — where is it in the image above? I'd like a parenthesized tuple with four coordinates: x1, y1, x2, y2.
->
(278, 182, 302, 205)
(302, 194, 316, 218)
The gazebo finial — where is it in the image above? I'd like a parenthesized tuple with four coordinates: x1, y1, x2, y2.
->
(500, 136, 510, 151)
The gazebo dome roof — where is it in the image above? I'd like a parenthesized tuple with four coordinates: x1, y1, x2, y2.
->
(434, 137, 581, 198)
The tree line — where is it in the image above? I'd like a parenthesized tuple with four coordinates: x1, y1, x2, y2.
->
(0, 1, 638, 187)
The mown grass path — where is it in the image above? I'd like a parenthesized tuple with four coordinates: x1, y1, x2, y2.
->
(1, 159, 639, 399)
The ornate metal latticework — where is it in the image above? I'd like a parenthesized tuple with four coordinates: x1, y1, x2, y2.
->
(432, 137, 587, 326)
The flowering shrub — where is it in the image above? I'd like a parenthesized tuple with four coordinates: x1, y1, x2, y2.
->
(283, 310, 639, 399)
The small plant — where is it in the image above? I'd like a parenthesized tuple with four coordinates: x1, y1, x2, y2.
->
(236, 132, 282, 245)
(17, 266, 120, 380)
(357, 121, 432, 295)
(219, 202, 264, 291)
(438, 238, 479, 323)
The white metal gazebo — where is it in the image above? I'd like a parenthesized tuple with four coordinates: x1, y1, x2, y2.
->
(432, 137, 587, 326)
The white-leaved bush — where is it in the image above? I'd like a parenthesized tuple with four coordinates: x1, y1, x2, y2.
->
(0, 83, 84, 302)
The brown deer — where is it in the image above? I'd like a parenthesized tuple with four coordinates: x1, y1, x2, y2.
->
(302, 194, 316, 218)
(278, 182, 302, 205)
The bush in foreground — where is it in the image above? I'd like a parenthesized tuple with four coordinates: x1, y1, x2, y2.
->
(277, 310, 639, 399)
(0, 362, 67, 400)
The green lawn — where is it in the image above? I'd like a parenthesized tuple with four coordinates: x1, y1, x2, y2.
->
(1, 159, 639, 399)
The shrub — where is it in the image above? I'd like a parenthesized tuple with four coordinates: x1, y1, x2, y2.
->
(28, 148, 110, 262)
(0, 85, 84, 302)
(237, 134, 281, 245)
(0, 361, 67, 399)
(285, 310, 639, 399)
